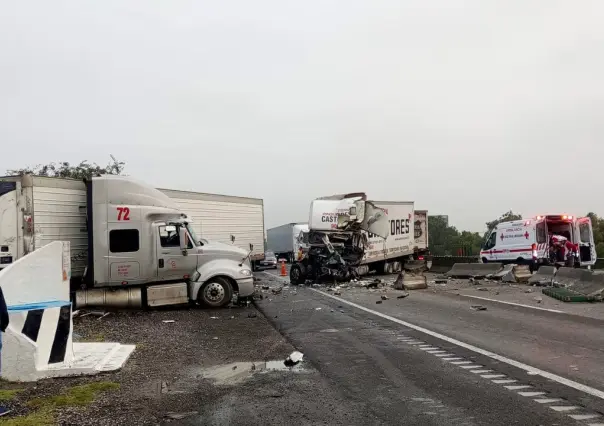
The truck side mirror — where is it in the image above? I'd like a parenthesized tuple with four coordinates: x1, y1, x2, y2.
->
(249, 243, 253, 251)
(231, 234, 236, 244)
(179, 227, 188, 256)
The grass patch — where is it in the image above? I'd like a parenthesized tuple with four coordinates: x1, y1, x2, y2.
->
(28, 381, 120, 409)
(80, 333, 106, 342)
(0, 389, 23, 401)
(0, 408, 54, 426)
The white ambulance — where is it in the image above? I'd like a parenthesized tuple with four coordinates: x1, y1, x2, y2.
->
(480, 214, 596, 269)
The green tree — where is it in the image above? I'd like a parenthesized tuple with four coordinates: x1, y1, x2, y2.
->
(586, 212, 604, 257)
(485, 210, 523, 233)
(6, 156, 125, 180)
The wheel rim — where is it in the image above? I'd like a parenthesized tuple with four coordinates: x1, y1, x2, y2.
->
(291, 267, 299, 281)
(204, 282, 225, 303)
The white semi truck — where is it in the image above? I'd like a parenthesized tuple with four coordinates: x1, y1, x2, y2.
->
(0, 174, 264, 309)
(267, 222, 309, 262)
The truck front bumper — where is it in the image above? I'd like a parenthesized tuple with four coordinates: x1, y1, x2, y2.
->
(236, 277, 255, 297)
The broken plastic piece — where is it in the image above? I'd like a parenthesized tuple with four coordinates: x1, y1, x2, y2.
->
(284, 351, 304, 367)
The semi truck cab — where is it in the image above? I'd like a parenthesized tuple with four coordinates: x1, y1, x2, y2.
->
(77, 175, 254, 308)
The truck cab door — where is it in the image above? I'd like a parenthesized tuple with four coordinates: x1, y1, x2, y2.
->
(576, 217, 596, 266)
(156, 224, 199, 281)
(358, 201, 389, 239)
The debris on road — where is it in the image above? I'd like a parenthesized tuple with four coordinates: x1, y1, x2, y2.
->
(381, 295, 389, 300)
(477, 287, 489, 291)
(271, 287, 283, 295)
(434, 276, 449, 284)
(471, 305, 487, 311)
(162, 320, 175, 323)
(262, 285, 270, 290)
(165, 412, 199, 420)
(334, 291, 342, 295)
(284, 351, 304, 367)
(363, 279, 382, 289)
(248, 312, 258, 318)
(376, 300, 382, 304)
(534, 296, 543, 304)
(525, 288, 533, 293)
(397, 292, 410, 299)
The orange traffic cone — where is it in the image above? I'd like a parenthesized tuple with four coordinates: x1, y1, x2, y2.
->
(280, 260, 287, 277)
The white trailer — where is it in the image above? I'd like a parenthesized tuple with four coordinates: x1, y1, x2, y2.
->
(266, 223, 308, 262)
(0, 175, 265, 279)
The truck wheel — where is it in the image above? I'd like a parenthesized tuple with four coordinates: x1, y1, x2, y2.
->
(198, 277, 233, 308)
(290, 264, 306, 285)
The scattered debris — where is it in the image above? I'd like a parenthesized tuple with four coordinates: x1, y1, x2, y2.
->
(98, 312, 111, 320)
(315, 307, 322, 311)
(534, 296, 543, 304)
(162, 320, 175, 323)
(376, 300, 383, 304)
(525, 288, 533, 293)
(161, 381, 169, 394)
(327, 288, 333, 292)
(248, 312, 257, 318)
(476, 287, 488, 291)
(364, 279, 382, 289)
(72, 310, 81, 318)
(271, 287, 283, 295)
(165, 412, 199, 420)
(210, 316, 219, 320)
(381, 295, 389, 300)
(262, 285, 270, 290)
(469, 278, 475, 284)
(495, 291, 500, 295)
(434, 277, 449, 284)
(397, 292, 410, 299)
(284, 351, 304, 367)
(471, 305, 487, 311)
(213, 337, 218, 340)
(334, 291, 342, 295)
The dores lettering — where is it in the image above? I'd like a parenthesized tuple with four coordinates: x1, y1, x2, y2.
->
(367, 218, 410, 238)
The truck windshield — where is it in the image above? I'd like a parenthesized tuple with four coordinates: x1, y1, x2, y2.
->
(186, 224, 200, 246)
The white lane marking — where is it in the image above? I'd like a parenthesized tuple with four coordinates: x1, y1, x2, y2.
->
(535, 398, 562, 404)
(427, 350, 447, 354)
(471, 370, 493, 374)
(407, 342, 425, 345)
(450, 361, 473, 365)
(481, 374, 506, 379)
(434, 353, 456, 357)
(570, 414, 600, 420)
(550, 406, 579, 412)
(312, 289, 604, 400)
(419, 345, 435, 348)
(518, 392, 546, 397)
(460, 365, 483, 369)
(462, 295, 565, 313)
(420, 347, 440, 351)
(442, 357, 463, 361)
(493, 379, 517, 384)
(505, 385, 532, 390)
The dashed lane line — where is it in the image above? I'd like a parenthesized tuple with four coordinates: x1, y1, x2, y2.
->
(310, 288, 604, 401)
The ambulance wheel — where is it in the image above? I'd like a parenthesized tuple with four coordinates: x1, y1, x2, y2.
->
(482, 257, 488, 264)
(198, 277, 233, 308)
(290, 264, 306, 285)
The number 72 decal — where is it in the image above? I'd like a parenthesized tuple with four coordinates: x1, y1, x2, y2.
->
(117, 207, 130, 221)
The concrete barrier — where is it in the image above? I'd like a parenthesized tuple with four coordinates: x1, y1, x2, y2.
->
(0, 241, 135, 382)
(554, 267, 604, 298)
(491, 264, 515, 282)
(528, 266, 556, 286)
(445, 263, 503, 278)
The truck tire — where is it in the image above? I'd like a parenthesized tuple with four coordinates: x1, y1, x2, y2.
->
(198, 277, 233, 308)
(290, 264, 306, 285)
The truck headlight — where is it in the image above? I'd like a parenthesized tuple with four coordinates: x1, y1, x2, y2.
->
(239, 269, 252, 277)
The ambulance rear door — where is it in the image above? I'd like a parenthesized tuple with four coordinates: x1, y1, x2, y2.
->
(576, 217, 596, 266)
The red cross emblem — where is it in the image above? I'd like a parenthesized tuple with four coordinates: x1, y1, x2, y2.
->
(524, 231, 530, 239)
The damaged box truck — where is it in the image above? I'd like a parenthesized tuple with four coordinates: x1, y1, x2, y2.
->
(0, 174, 265, 309)
(289, 200, 430, 284)
(289, 193, 390, 284)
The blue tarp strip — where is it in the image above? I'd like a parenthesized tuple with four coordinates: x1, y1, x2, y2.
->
(7, 300, 71, 311)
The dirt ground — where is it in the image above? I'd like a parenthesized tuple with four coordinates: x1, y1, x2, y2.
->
(0, 300, 294, 426)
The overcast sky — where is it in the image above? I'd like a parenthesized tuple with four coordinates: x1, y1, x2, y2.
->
(1, 1, 602, 232)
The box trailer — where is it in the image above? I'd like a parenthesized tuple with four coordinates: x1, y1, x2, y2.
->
(0, 175, 265, 280)
(267, 222, 309, 262)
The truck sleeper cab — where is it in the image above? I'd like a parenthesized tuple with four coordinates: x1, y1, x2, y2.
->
(480, 215, 596, 269)
(77, 175, 254, 309)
